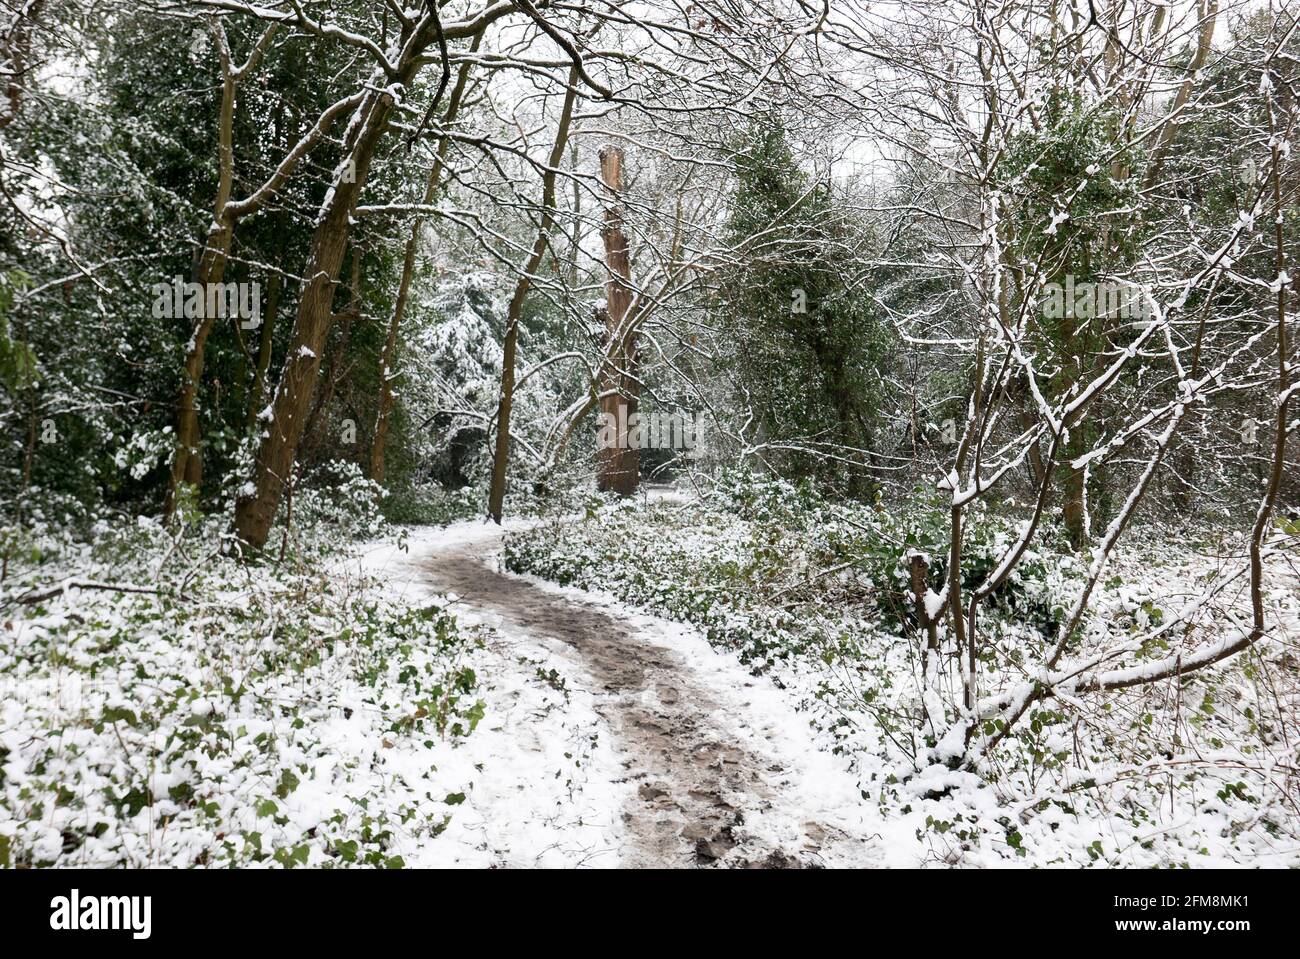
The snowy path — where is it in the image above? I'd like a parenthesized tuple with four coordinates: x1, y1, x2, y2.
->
(363, 521, 885, 868)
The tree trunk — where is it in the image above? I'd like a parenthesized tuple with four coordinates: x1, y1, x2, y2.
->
(233, 7, 489, 547)
(0, 1, 44, 134)
(486, 68, 580, 523)
(595, 145, 639, 496)
(909, 551, 939, 726)
(246, 267, 281, 430)
(165, 24, 281, 519)
(165, 124, 236, 520)
(233, 87, 400, 548)
(166, 215, 237, 512)
(1061, 413, 1088, 551)
(369, 236, 413, 488)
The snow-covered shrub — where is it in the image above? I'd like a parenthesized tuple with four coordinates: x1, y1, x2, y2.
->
(290, 460, 389, 544)
(111, 428, 174, 483)
(381, 482, 482, 527)
(0, 512, 485, 868)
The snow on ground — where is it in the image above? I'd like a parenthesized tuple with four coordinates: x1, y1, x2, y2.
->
(497, 491, 1300, 867)
(353, 519, 899, 867)
(353, 523, 632, 867)
(2, 517, 493, 869)
(505, 564, 896, 865)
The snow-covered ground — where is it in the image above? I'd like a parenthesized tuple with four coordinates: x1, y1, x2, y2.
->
(355, 521, 895, 867)
(7, 506, 1292, 869)
(1, 516, 493, 869)
(498, 492, 1300, 867)
(353, 522, 631, 867)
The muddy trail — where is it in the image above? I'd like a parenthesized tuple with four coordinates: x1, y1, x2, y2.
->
(420, 527, 869, 868)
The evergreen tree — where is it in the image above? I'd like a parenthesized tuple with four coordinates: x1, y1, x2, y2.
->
(717, 118, 890, 496)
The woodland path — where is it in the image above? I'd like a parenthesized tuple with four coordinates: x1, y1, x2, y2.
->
(415, 521, 884, 868)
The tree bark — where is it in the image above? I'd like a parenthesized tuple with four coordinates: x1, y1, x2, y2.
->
(233, 7, 505, 547)
(246, 266, 281, 430)
(1061, 425, 1087, 550)
(909, 552, 939, 726)
(0, 0, 44, 133)
(595, 145, 639, 496)
(165, 24, 285, 519)
(486, 67, 580, 523)
(233, 86, 398, 547)
(1144, 0, 1220, 189)
(303, 246, 363, 457)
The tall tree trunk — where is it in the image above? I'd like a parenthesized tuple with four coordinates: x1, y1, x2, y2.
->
(231, 3, 480, 545)
(233, 84, 400, 548)
(1062, 425, 1087, 551)
(303, 246, 363, 457)
(487, 67, 580, 523)
(231, 6, 496, 547)
(165, 93, 236, 518)
(165, 24, 280, 519)
(595, 145, 639, 496)
(169, 218, 232, 504)
(1144, 0, 1220, 189)
(0, 0, 44, 133)
(369, 242, 413, 486)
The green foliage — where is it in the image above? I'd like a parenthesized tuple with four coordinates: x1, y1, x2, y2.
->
(504, 469, 1074, 679)
(290, 460, 389, 542)
(0, 6, 409, 515)
(381, 482, 482, 526)
(716, 118, 893, 496)
(1000, 94, 1145, 397)
(1001, 92, 1143, 275)
(0, 510, 485, 868)
(0, 270, 38, 391)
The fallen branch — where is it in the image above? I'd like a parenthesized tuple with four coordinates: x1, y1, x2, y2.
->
(3, 578, 170, 609)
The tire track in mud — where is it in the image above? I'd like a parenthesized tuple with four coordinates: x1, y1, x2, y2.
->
(420, 529, 850, 868)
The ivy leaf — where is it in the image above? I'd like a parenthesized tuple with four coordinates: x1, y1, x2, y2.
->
(274, 769, 301, 799)
(101, 706, 139, 727)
